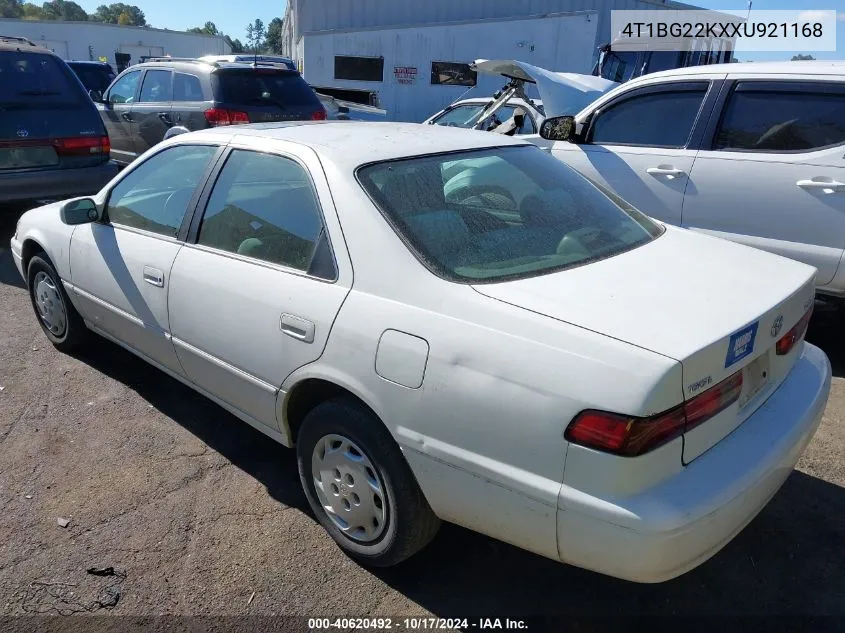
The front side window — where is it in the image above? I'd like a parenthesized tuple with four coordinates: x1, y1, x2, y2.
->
(139, 69, 172, 103)
(715, 84, 845, 152)
(108, 70, 141, 104)
(197, 150, 331, 276)
(107, 145, 217, 236)
(590, 84, 708, 148)
(358, 146, 662, 283)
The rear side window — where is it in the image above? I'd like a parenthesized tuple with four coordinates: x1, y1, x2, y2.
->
(140, 70, 172, 103)
(590, 84, 708, 148)
(174, 73, 204, 101)
(0, 51, 83, 106)
(715, 83, 845, 152)
(197, 149, 331, 276)
(215, 70, 321, 108)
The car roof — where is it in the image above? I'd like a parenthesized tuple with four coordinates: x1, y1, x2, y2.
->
(0, 37, 54, 54)
(630, 60, 845, 82)
(191, 121, 530, 168)
(67, 60, 111, 66)
(128, 59, 299, 73)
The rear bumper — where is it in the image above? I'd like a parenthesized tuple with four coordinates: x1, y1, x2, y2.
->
(557, 342, 831, 583)
(0, 161, 118, 204)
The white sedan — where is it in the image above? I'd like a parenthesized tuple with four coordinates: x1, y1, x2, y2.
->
(11, 122, 831, 582)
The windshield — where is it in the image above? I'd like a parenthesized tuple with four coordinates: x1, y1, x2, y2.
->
(358, 146, 663, 283)
(0, 51, 83, 106)
(433, 104, 533, 134)
(215, 70, 321, 108)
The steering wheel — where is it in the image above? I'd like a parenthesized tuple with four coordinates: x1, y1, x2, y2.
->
(557, 227, 624, 256)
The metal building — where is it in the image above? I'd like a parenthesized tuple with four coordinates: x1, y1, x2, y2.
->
(0, 18, 230, 72)
(281, 0, 709, 122)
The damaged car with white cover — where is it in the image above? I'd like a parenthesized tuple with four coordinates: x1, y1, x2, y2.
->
(10, 122, 831, 582)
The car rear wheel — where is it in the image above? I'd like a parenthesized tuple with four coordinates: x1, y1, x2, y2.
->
(27, 254, 88, 352)
(297, 398, 440, 567)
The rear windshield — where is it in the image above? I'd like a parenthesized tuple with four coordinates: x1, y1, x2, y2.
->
(215, 70, 321, 108)
(0, 51, 83, 106)
(68, 63, 115, 93)
(357, 146, 663, 283)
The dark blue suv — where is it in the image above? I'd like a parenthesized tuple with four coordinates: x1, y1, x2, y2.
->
(0, 36, 118, 204)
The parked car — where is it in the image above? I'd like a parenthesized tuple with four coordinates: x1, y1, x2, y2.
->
(66, 60, 116, 96)
(199, 54, 297, 70)
(0, 36, 118, 204)
(93, 57, 326, 165)
(11, 122, 830, 582)
(536, 61, 845, 300)
(423, 59, 618, 137)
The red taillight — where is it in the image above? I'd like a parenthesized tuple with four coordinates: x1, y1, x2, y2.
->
(204, 108, 251, 126)
(565, 371, 743, 457)
(0, 136, 109, 155)
(53, 136, 110, 155)
(311, 109, 327, 121)
(776, 305, 813, 356)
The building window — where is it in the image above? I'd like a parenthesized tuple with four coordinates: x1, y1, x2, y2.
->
(334, 56, 384, 82)
(431, 62, 477, 86)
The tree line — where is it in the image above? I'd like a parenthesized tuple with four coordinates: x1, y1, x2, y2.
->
(1, 1, 146, 25)
(188, 18, 285, 56)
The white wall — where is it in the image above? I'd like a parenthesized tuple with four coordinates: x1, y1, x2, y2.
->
(0, 19, 229, 70)
(301, 12, 599, 122)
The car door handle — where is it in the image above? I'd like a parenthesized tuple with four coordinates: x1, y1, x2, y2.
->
(142, 266, 164, 287)
(157, 112, 173, 125)
(280, 313, 315, 344)
(121, 112, 132, 122)
(797, 178, 845, 193)
(646, 166, 686, 177)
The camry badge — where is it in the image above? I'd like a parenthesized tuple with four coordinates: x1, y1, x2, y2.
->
(16, 128, 29, 138)
(771, 315, 784, 338)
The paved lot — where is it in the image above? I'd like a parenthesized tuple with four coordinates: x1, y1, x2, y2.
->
(1, 206, 844, 624)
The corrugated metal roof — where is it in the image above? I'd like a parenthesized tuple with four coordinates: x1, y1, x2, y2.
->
(295, 0, 703, 34)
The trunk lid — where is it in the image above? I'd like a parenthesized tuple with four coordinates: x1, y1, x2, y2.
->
(473, 227, 817, 462)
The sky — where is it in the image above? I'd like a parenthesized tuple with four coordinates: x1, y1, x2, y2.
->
(73, 0, 841, 60)
(73, 0, 287, 43)
(678, 1, 843, 60)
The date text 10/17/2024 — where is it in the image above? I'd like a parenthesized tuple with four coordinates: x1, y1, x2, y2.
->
(309, 618, 529, 630)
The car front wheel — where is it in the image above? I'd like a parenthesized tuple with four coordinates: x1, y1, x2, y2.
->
(27, 254, 88, 352)
(297, 398, 440, 567)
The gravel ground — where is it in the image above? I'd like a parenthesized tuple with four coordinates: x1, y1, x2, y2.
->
(1, 207, 844, 628)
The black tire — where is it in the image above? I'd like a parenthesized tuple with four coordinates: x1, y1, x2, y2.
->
(27, 254, 89, 352)
(297, 398, 440, 567)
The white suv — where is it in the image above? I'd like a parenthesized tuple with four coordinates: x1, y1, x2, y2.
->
(538, 61, 845, 298)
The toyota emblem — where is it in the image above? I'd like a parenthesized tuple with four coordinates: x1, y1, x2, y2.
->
(771, 315, 784, 338)
(16, 128, 29, 138)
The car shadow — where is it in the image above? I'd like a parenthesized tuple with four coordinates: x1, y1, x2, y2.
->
(71, 339, 310, 513)
(71, 337, 845, 620)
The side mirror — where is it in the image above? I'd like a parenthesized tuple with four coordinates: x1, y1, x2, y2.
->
(60, 198, 100, 225)
(540, 115, 577, 142)
(88, 89, 103, 103)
